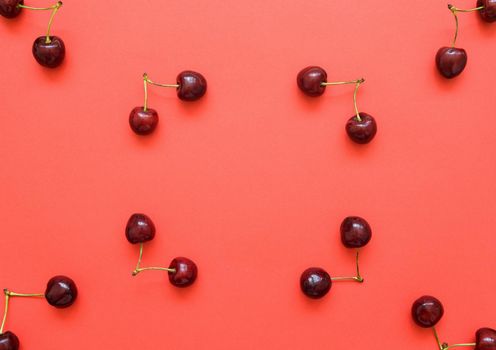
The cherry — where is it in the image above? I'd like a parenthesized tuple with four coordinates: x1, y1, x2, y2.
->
(129, 107, 159, 135)
(436, 47, 467, 79)
(0, 0, 23, 18)
(168, 257, 198, 287)
(411, 295, 444, 328)
(300, 267, 332, 299)
(44, 275, 78, 308)
(478, 0, 496, 22)
(0, 331, 19, 350)
(32, 35, 65, 68)
(340, 216, 372, 248)
(345, 112, 377, 144)
(297, 66, 327, 97)
(476, 328, 496, 350)
(126, 213, 156, 244)
(176, 71, 207, 101)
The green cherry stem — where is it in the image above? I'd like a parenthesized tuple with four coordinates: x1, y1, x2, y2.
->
(142, 73, 180, 112)
(0, 289, 44, 334)
(433, 327, 476, 350)
(18, 1, 63, 44)
(321, 78, 365, 122)
(448, 4, 484, 47)
(331, 250, 364, 283)
(131, 243, 176, 276)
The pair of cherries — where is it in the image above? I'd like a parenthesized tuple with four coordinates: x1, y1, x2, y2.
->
(436, 0, 496, 79)
(126, 213, 198, 287)
(300, 216, 372, 299)
(129, 71, 207, 135)
(297, 66, 377, 144)
(0, 0, 65, 68)
(412, 295, 495, 349)
(0, 276, 78, 350)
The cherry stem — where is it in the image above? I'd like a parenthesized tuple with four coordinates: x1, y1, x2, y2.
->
(448, 4, 484, 47)
(131, 243, 176, 276)
(321, 78, 364, 122)
(0, 289, 44, 335)
(18, 1, 63, 44)
(433, 327, 477, 350)
(142, 73, 180, 112)
(331, 249, 364, 283)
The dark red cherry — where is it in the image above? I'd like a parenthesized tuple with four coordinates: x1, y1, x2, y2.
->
(297, 66, 327, 97)
(129, 107, 158, 135)
(345, 112, 377, 144)
(476, 328, 496, 350)
(168, 257, 198, 287)
(125, 213, 156, 244)
(300, 267, 332, 299)
(45, 275, 78, 308)
(340, 216, 372, 248)
(32, 36, 65, 68)
(477, 0, 496, 22)
(0, 0, 23, 18)
(176, 71, 207, 101)
(436, 47, 467, 79)
(0, 331, 19, 350)
(411, 295, 444, 328)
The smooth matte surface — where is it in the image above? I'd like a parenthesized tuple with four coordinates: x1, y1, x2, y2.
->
(0, 0, 495, 349)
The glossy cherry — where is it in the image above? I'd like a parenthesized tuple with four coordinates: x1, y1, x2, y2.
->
(0, 331, 19, 350)
(129, 107, 159, 135)
(411, 295, 444, 328)
(340, 216, 372, 248)
(297, 66, 327, 97)
(436, 47, 467, 79)
(300, 267, 332, 299)
(45, 276, 78, 308)
(478, 0, 496, 22)
(476, 328, 496, 350)
(168, 257, 198, 287)
(0, 0, 22, 18)
(176, 71, 207, 101)
(126, 213, 156, 244)
(345, 112, 377, 144)
(32, 36, 65, 68)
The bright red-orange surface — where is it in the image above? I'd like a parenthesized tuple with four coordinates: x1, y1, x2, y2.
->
(1, 1, 495, 349)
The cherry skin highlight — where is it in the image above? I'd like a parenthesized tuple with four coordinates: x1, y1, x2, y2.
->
(477, 0, 496, 22)
(129, 107, 159, 135)
(0, 331, 19, 350)
(340, 216, 372, 248)
(300, 267, 332, 299)
(411, 295, 444, 328)
(297, 66, 327, 97)
(168, 257, 198, 287)
(0, 0, 23, 18)
(345, 112, 377, 144)
(44, 275, 78, 308)
(125, 213, 156, 244)
(436, 47, 467, 79)
(32, 36, 65, 68)
(476, 328, 496, 350)
(176, 71, 207, 101)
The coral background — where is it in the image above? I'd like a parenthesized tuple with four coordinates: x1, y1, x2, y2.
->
(0, 0, 495, 349)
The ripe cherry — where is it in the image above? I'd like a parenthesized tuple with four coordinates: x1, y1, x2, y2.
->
(300, 267, 332, 299)
(176, 71, 207, 101)
(297, 66, 327, 97)
(44, 275, 78, 308)
(478, 0, 496, 22)
(0, 331, 19, 350)
(32, 36, 65, 68)
(340, 216, 372, 248)
(411, 295, 444, 328)
(168, 257, 198, 287)
(128, 108, 159, 136)
(0, 0, 23, 18)
(476, 328, 496, 350)
(345, 113, 377, 144)
(436, 47, 467, 79)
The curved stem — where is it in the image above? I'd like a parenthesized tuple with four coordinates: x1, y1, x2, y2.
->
(443, 344, 476, 350)
(45, 1, 63, 44)
(131, 243, 176, 276)
(448, 4, 484, 47)
(144, 75, 179, 89)
(433, 326, 476, 350)
(433, 327, 444, 350)
(331, 249, 364, 283)
(321, 79, 363, 86)
(353, 79, 364, 122)
(143, 73, 149, 112)
(0, 289, 44, 334)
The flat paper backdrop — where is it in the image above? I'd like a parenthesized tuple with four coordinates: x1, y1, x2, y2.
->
(0, 0, 495, 349)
